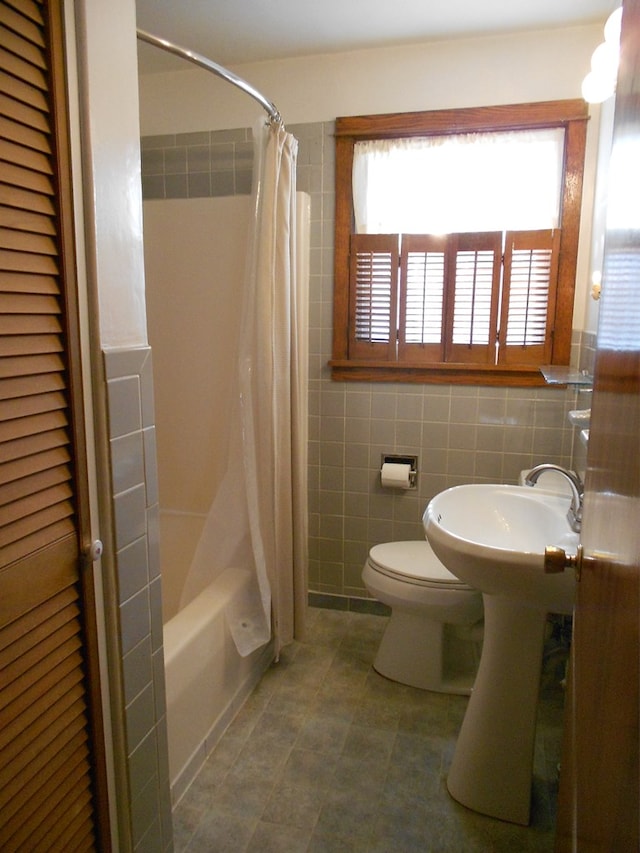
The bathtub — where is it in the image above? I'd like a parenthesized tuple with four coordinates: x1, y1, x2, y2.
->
(161, 512, 274, 804)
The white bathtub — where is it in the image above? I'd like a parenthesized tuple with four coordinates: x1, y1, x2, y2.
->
(160, 512, 274, 804)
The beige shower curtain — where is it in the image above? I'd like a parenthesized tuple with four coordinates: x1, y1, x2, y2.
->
(237, 120, 308, 656)
(180, 119, 308, 658)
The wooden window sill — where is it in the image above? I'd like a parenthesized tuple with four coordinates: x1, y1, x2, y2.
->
(329, 360, 560, 387)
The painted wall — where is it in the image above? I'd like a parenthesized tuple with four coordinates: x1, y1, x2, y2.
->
(71, 0, 172, 850)
(139, 25, 601, 129)
(79, 0, 148, 348)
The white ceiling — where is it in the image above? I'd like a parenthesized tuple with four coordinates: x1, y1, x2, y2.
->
(136, 0, 617, 74)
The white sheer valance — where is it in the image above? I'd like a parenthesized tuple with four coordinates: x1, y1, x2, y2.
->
(353, 128, 565, 234)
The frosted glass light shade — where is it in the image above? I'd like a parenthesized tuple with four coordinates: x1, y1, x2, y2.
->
(582, 70, 615, 104)
(604, 6, 623, 44)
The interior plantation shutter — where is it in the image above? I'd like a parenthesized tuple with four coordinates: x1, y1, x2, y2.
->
(0, 0, 106, 849)
(346, 230, 560, 370)
(349, 233, 399, 360)
(398, 234, 447, 364)
(498, 229, 560, 365)
(445, 232, 502, 364)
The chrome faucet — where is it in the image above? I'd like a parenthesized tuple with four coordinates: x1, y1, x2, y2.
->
(524, 463, 584, 532)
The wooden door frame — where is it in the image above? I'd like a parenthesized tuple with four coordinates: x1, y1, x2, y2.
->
(49, 0, 120, 845)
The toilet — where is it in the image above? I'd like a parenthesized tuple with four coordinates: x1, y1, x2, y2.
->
(362, 540, 483, 694)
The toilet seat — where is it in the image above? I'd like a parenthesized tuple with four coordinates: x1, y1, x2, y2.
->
(368, 541, 471, 590)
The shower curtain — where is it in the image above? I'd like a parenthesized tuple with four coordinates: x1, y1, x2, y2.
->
(180, 120, 308, 657)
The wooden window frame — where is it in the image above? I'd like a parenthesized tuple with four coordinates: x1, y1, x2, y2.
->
(331, 100, 589, 386)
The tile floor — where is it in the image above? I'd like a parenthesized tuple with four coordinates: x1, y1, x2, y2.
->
(172, 607, 566, 852)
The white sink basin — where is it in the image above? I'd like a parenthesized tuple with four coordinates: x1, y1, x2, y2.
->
(422, 483, 579, 825)
(423, 483, 578, 614)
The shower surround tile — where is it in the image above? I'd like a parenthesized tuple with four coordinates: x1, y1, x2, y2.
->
(141, 127, 254, 200)
(104, 345, 172, 851)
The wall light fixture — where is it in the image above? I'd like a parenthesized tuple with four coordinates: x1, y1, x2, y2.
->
(582, 6, 622, 104)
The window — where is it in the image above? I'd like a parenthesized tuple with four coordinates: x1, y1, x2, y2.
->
(332, 100, 589, 385)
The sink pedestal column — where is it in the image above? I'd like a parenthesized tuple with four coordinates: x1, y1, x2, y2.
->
(446, 595, 548, 825)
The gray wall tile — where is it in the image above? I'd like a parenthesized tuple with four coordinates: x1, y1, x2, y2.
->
(103, 347, 172, 849)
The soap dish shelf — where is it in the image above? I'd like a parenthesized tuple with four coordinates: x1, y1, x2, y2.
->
(568, 408, 591, 427)
(540, 365, 593, 387)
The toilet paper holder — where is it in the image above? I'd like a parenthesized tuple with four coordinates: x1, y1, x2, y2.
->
(381, 454, 418, 489)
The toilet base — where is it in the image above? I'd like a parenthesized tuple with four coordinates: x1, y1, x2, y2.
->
(373, 609, 482, 694)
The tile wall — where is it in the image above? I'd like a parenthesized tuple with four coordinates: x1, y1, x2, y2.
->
(140, 128, 254, 199)
(104, 347, 173, 852)
(571, 329, 597, 480)
(141, 121, 581, 605)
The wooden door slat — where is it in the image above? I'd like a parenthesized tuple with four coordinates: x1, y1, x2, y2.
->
(0, 226, 57, 255)
(0, 45, 46, 90)
(0, 678, 85, 766)
(0, 204, 55, 236)
(2, 754, 92, 849)
(0, 69, 48, 111)
(0, 291, 61, 313)
(3, 0, 44, 28)
(0, 586, 77, 658)
(0, 247, 58, 273)
(38, 806, 95, 853)
(0, 161, 53, 195)
(0, 646, 84, 731)
(0, 90, 49, 133)
(1, 725, 86, 818)
(0, 351, 66, 380)
(0, 584, 76, 652)
(0, 499, 75, 553)
(0, 375, 67, 408)
(0, 183, 54, 216)
(0, 516, 75, 568)
(51, 816, 95, 853)
(1, 610, 79, 687)
(0, 389, 66, 423)
(0, 333, 63, 358)
(0, 25, 45, 71)
(0, 445, 71, 488)
(0, 4, 45, 49)
(0, 408, 68, 444)
(0, 116, 53, 156)
(0, 462, 70, 509)
(1, 426, 69, 463)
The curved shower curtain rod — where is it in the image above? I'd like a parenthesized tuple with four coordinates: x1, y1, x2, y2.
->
(136, 29, 282, 126)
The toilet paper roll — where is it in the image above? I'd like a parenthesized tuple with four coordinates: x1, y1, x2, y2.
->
(380, 462, 412, 489)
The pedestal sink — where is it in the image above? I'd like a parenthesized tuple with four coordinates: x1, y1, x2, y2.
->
(423, 484, 579, 825)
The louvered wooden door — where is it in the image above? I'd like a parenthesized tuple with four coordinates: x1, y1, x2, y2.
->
(1, 1, 109, 850)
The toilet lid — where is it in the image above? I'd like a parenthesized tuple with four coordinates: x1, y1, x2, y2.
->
(368, 541, 471, 589)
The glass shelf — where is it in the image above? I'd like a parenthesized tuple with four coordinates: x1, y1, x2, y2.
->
(539, 365, 593, 387)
